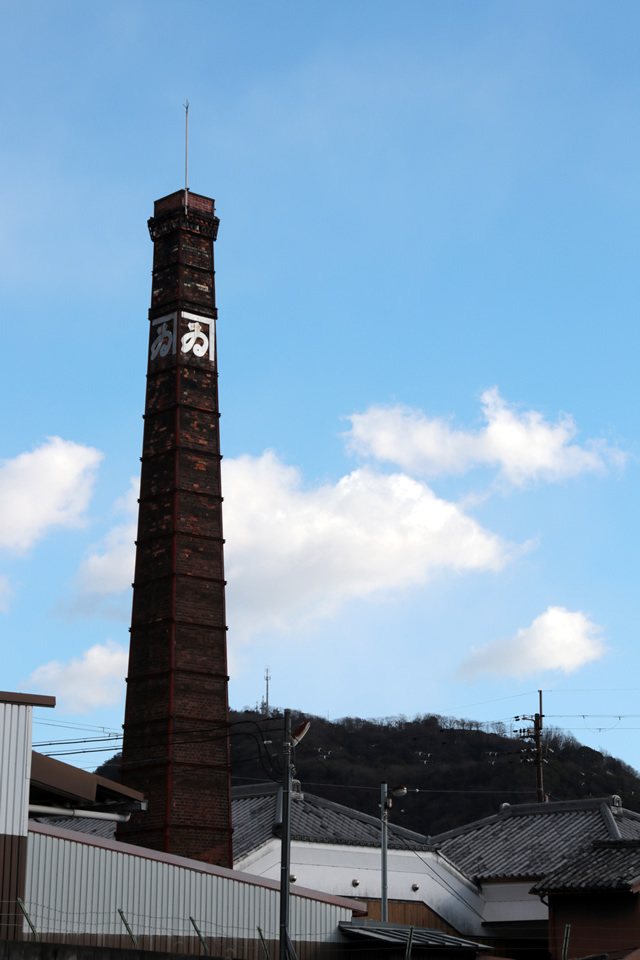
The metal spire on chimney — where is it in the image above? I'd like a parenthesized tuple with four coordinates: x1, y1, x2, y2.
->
(184, 99, 189, 214)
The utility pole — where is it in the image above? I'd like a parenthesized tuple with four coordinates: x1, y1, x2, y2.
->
(535, 689, 544, 804)
(381, 783, 389, 922)
(279, 712, 310, 960)
(380, 783, 407, 922)
(279, 710, 292, 960)
(515, 690, 545, 803)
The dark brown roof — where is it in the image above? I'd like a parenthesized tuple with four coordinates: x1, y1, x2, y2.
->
(0, 690, 55, 708)
(30, 752, 144, 807)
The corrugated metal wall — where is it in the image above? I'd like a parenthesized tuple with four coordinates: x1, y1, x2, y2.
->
(24, 831, 351, 955)
(0, 704, 32, 837)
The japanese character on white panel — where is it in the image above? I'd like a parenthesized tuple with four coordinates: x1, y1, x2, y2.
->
(150, 313, 178, 360)
(181, 312, 215, 362)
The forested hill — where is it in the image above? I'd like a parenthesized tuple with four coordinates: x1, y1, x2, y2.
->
(95, 709, 640, 837)
(227, 708, 640, 836)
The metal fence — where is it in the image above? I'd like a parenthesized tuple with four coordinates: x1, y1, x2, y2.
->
(1, 900, 353, 960)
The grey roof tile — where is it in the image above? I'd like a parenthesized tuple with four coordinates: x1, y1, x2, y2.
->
(232, 792, 279, 859)
(532, 840, 640, 894)
(616, 809, 640, 840)
(231, 783, 430, 860)
(290, 792, 428, 850)
(35, 785, 640, 893)
(431, 797, 638, 881)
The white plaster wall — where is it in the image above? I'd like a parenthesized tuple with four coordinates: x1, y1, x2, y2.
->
(481, 881, 548, 923)
(236, 840, 486, 936)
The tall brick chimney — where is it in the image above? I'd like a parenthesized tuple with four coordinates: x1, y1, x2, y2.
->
(117, 189, 232, 867)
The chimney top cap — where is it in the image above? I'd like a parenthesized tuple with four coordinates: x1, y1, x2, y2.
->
(153, 190, 216, 219)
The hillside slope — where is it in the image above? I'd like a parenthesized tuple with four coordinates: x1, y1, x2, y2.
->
(95, 708, 640, 837)
(227, 708, 640, 835)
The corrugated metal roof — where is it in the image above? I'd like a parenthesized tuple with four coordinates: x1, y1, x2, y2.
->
(532, 840, 640, 894)
(338, 920, 489, 950)
(30, 815, 117, 840)
(432, 797, 640, 881)
(26, 824, 363, 946)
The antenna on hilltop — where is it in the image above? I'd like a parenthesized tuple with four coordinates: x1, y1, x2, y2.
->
(184, 99, 189, 215)
(264, 666, 271, 718)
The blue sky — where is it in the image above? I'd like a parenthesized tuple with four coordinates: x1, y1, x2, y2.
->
(2, 1, 640, 779)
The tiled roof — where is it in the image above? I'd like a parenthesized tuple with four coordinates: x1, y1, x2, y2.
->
(232, 790, 279, 860)
(232, 782, 430, 861)
(431, 797, 640, 881)
(616, 809, 640, 839)
(31, 783, 429, 861)
(532, 840, 640, 894)
(34, 785, 640, 891)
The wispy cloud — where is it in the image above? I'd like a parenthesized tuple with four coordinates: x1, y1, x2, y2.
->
(27, 640, 128, 714)
(77, 477, 138, 593)
(345, 388, 624, 486)
(0, 575, 12, 613)
(458, 606, 606, 679)
(0, 437, 103, 551)
(68, 477, 138, 620)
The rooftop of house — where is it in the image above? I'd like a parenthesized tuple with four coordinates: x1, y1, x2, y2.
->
(31, 772, 640, 892)
(430, 796, 640, 882)
(232, 781, 430, 861)
(531, 839, 640, 895)
(30, 780, 431, 858)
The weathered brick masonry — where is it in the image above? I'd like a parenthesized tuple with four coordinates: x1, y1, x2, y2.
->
(117, 190, 233, 868)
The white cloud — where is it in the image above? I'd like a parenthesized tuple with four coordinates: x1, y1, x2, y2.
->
(26, 640, 128, 714)
(72, 455, 515, 638)
(0, 575, 12, 613)
(345, 388, 624, 486)
(76, 477, 138, 597)
(223, 451, 514, 641)
(0, 437, 103, 550)
(458, 606, 605, 679)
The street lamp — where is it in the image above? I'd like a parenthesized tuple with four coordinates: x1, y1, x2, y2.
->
(380, 783, 407, 922)
(279, 709, 310, 960)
